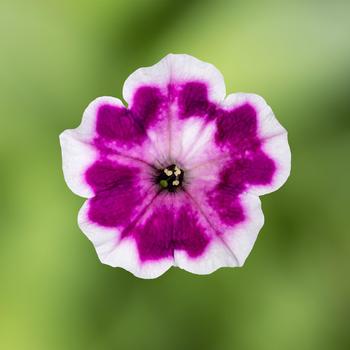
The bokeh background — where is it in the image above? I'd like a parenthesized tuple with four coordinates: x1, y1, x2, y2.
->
(1, 0, 349, 349)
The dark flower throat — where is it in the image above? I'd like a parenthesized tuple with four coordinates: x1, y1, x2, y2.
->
(156, 164, 184, 192)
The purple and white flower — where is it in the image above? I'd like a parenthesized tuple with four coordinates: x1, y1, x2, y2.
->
(60, 54, 291, 279)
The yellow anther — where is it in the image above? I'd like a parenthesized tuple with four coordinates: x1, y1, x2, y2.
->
(164, 169, 173, 176)
(174, 167, 181, 176)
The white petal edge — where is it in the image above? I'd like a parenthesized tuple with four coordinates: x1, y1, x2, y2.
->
(174, 237, 239, 275)
(123, 53, 226, 104)
(223, 193, 265, 266)
(78, 201, 173, 279)
(174, 192, 264, 274)
(59, 96, 125, 198)
(70, 96, 125, 141)
(223, 93, 291, 196)
(60, 130, 96, 198)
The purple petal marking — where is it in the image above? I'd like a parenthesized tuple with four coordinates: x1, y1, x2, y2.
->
(87, 188, 141, 228)
(95, 86, 165, 147)
(96, 104, 145, 144)
(178, 82, 217, 119)
(219, 152, 276, 190)
(131, 86, 165, 128)
(175, 206, 210, 257)
(85, 160, 139, 193)
(214, 102, 276, 187)
(132, 207, 174, 261)
(207, 151, 275, 226)
(241, 151, 276, 185)
(125, 203, 210, 262)
(215, 103, 260, 152)
(206, 103, 276, 226)
(86, 161, 143, 227)
(207, 189, 245, 227)
(95, 82, 217, 148)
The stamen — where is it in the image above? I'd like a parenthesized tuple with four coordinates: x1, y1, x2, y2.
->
(156, 164, 184, 192)
(174, 166, 181, 176)
(164, 169, 173, 176)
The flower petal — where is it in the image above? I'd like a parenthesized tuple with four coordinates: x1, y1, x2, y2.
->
(60, 129, 96, 198)
(120, 191, 242, 276)
(179, 178, 264, 271)
(60, 95, 163, 198)
(172, 191, 240, 274)
(79, 186, 247, 277)
(91, 96, 161, 163)
(78, 201, 173, 279)
(77, 159, 173, 279)
(121, 54, 226, 164)
(59, 96, 129, 198)
(85, 159, 154, 226)
(222, 193, 265, 265)
(123, 193, 211, 263)
(220, 93, 291, 195)
(123, 53, 226, 104)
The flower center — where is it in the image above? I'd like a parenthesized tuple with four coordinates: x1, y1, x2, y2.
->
(156, 164, 184, 192)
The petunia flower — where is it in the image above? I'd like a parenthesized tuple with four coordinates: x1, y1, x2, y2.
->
(60, 54, 291, 279)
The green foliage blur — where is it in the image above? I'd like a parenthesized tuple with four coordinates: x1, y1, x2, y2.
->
(1, 0, 349, 349)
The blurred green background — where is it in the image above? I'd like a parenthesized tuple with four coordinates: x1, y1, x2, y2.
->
(1, 0, 349, 349)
